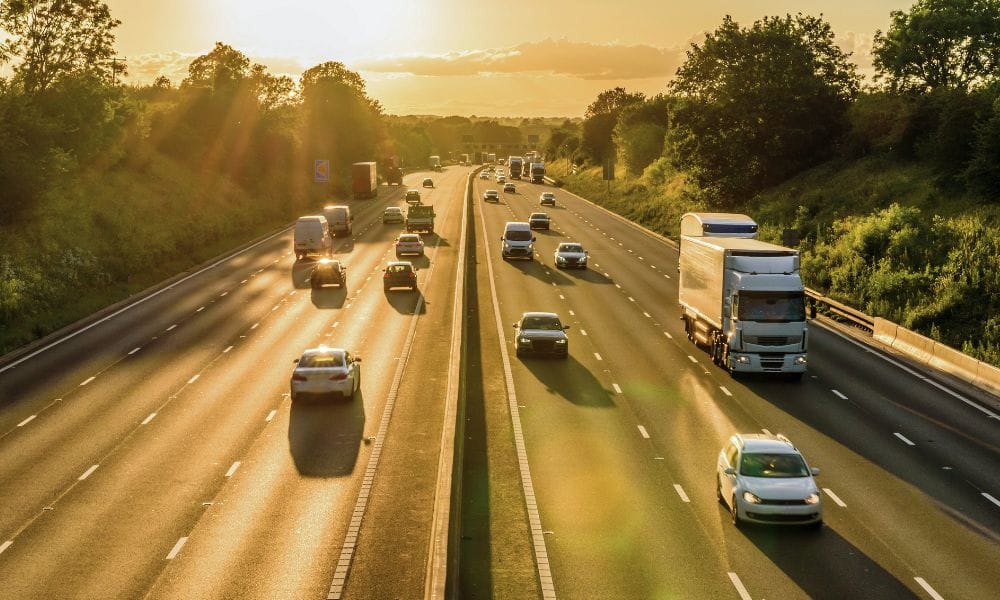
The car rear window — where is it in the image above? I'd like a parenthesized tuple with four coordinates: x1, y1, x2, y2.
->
(300, 351, 346, 368)
(739, 452, 809, 477)
(399, 235, 420, 242)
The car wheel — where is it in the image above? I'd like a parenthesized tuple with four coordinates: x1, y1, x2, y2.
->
(290, 391, 298, 402)
(731, 496, 744, 528)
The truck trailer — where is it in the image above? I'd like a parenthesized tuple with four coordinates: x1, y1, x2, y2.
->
(530, 162, 545, 183)
(508, 156, 524, 179)
(352, 162, 378, 199)
(678, 235, 808, 379)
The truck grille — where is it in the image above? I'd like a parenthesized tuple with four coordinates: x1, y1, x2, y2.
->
(759, 353, 786, 370)
(746, 335, 800, 346)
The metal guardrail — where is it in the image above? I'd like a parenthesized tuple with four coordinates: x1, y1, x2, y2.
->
(805, 287, 874, 332)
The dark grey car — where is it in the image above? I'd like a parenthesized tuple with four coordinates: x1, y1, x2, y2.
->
(514, 312, 570, 358)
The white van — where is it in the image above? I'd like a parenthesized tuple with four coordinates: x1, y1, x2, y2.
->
(294, 216, 333, 260)
(500, 221, 535, 261)
(323, 205, 353, 236)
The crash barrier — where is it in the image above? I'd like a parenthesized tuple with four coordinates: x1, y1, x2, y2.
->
(804, 287, 875, 332)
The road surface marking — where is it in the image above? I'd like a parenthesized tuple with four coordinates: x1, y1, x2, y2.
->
(187, 374, 200, 384)
(80, 376, 96, 386)
(225, 461, 241, 478)
(594, 353, 603, 361)
(638, 256, 644, 260)
(663, 331, 673, 339)
(982, 492, 1000, 508)
(196, 306, 205, 312)
(78, 464, 99, 480)
(266, 409, 277, 422)
(628, 297, 635, 302)
(271, 305, 279, 311)
(832, 389, 848, 399)
(17, 415, 36, 427)
(289, 290, 296, 296)
(166, 537, 188, 560)
(551, 282, 557, 287)
(762, 428, 773, 435)
(728, 572, 752, 600)
(673, 484, 690, 503)
(615, 283, 621, 288)
(580, 329, 588, 336)
(663, 273, 671, 279)
(627, 249, 633, 253)
(166, 324, 177, 331)
(240, 279, 247, 284)
(651, 265, 657, 269)
(823, 488, 847, 507)
(141, 412, 157, 425)
(0, 541, 11, 554)
(894, 432, 916, 446)
(251, 323, 259, 330)
(643, 311, 651, 318)
(559, 294, 565, 300)
(220, 291, 228, 297)
(719, 386, 732, 397)
(687, 355, 697, 363)
(333, 322, 340, 328)
(569, 310, 575, 316)
(612, 383, 622, 394)
(128, 347, 141, 355)
(914, 577, 945, 600)
(637, 425, 649, 438)
(223, 345, 233, 353)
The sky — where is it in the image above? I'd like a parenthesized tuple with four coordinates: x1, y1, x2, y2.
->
(109, 0, 915, 117)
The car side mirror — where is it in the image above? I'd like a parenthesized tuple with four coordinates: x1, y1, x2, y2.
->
(292, 358, 299, 363)
(355, 357, 362, 363)
(811, 467, 820, 476)
(724, 467, 736, 475)
(513, 323, 519, 328)
(532, 237, 537, 242)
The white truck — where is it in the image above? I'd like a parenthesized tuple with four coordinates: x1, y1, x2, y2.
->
(678, 216, 807, 380)
(429, 155, 442, 171)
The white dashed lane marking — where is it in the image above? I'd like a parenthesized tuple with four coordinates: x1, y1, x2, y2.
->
(687, 356, 697, 363)
(719, 386, 732, 397)
(128, 347, 141, 355)
(914, 577, 945, 600)
(823, 488, 847, 507)
(637, 425, 649, 438)
(166, 324, 177, 331)
(141, 412, 157, 425)
(225, 461, 241, 478)
(266, 409, 277, 422)
(594, 353, 603, 361)
(78, 464, 99, 481)
(80, 376, 96, 386)
(832, 389, 848, 400)
(187, 374, 200, 384)
(728, 572, 752, 600)
(894, 432, 916, 446)
(165, 537, 188, 560)
(673, 484, 690, 503)
(612, 383, 622, 394)
(17, 415, 36, 427)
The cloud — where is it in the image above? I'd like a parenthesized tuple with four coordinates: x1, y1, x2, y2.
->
(124, 51, 308, 85)
(358, 38, 683, 80)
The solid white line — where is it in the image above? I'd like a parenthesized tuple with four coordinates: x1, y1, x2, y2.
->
(0, 540, 11, 554)
(643, 312, 651, 318)
(141, 412, 157, 425)
(580, 329, 588, 336)
(914, 577, 945, 600)
(612, 383, 622, 394)
(166, 537, 188, 560)
(719, 386, 732, 397)
(17, 415, 36, 427)
(832, 389, 848, 400)
(166, 324, 177, 331)
(266, 409, 277, 422)
(225, 461, 241, 478)
(187, 374, 200, 384)
(728, 572, 752, 600)
(894, 432, 916, 446)
(637, 425, 650, 438)
(196, 306, 205, 312)
(79, 464, 99, 480)
(673, 484, 690, 503)
(80, 376, 96, 386)
(663, 331, 673, 339)
(823, 488, 847, 507)
(594, 353, 603, 361)
(128, 347, 141, 355)
(982, 492, 1000, 508)
(687, 355, 697, 363)
(223, 345, 233, 353)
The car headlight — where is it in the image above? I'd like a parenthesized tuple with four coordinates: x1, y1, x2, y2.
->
(794, 355, 808, 365)
(742, 491, 762, 504)
(555, 339, 567, 344)
(519, 337, 531, 344)
(733, 355, 751, 364)
(556, 256, 566, 263)
(804, 492, 820, 505)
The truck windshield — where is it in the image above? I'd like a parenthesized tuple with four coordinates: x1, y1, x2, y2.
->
(737, 291, 805, 322)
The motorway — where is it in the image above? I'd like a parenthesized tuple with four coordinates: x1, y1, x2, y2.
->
(1, 164, 998, 599)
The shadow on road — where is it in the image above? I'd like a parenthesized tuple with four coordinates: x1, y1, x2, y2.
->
(519, 352, 615, 407)
(290, 260, 316, 289)
(310, 285, 348, 309)
(383, 288, 428, 315)
(288, 388, 366, 478)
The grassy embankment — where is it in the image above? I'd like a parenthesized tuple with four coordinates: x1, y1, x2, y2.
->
(546, 156, 1000, 366)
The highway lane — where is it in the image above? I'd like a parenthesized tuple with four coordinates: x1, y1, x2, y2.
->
(473, 173, 999, 599)
(0, 168, 467, 598)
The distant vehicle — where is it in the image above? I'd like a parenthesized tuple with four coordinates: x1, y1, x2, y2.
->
(385, 156, 403, 186)
(461, 153, 470, 165)
(322, 205, 352, 236)
(513, 312, 569, 358)
(500, 221, 534, 261)
(382, 206, 404, 224)
(310, 258, 347, 289)
(717, 433, 823, 528)
(539, 192, 556, 206)
(405, 204, 435, 234)
(530, 162, 545, 183)
(679, 213, 807, 379)
(290, 346, 361, 401)
(405, 189, 422, 205)
(528, 212, 550, 230)
(487, 152, 497, 164)
(496, 174, 506, 184)
(422, 177, 434, 188)
(395, 233, 425, 256)
(429, 155, 442, 171)
(483, 189, 500, 202)
(554, 242, 587, 269)
(508, 156, 524, 179)
(293, 216, 333, 261)
(352, 162, 378, 199)
(680, 212, 758, 239)
(383, 261, 418, 291)
(479, 171, 489, 179)
(503, 182, 516, 193)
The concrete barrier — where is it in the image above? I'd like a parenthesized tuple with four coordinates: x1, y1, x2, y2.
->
(891, 326, 936, 365)
(873, 318, 898, 347)
(929, 342, 982, 386)
(974, 362, 1000, 397)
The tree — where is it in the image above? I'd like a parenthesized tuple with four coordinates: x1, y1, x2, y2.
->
(581, 87, 645, 163)
(667, 14, 859, 206)
(614, 95, 673, 175)
(873, 0, 1000, 93)
(0, 0, 121, 94)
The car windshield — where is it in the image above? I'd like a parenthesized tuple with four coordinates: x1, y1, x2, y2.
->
(521, 316, 562, 330)
(739, 452, 809, 477)
(505, 230, 532, 241)
(737, 291, 806, 322)
(299, 351, 346, 368)
(559, 245, 583, 253)
(385, 208, 401, 214)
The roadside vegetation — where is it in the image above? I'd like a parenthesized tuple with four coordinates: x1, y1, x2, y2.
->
(544, 1, 1000, 366)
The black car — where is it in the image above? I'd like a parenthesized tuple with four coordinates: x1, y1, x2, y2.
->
(383, 261, 418, 291)
(528, 212, 551, 230)
(311, 259, 347, 289)
(405, 189, 422, 205)
(514, 312, 569, 358)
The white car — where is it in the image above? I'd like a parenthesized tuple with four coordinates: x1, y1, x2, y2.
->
(554, 242, 587, 269)
(483, 189, 500, 202)
(290, 347, 361, 401)
(479, 171, 490, 179)
(395, 233, 425, 256)
(496, 174, 506, 184)
(717, 433, 823, 528)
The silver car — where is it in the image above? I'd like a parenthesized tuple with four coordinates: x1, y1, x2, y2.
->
(554, 242, 588, 269)
(290, 347, 362, 401)
(717, 433, 823, 528)
(513, 312, 570, 358)
(395, 233, 425, 256)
